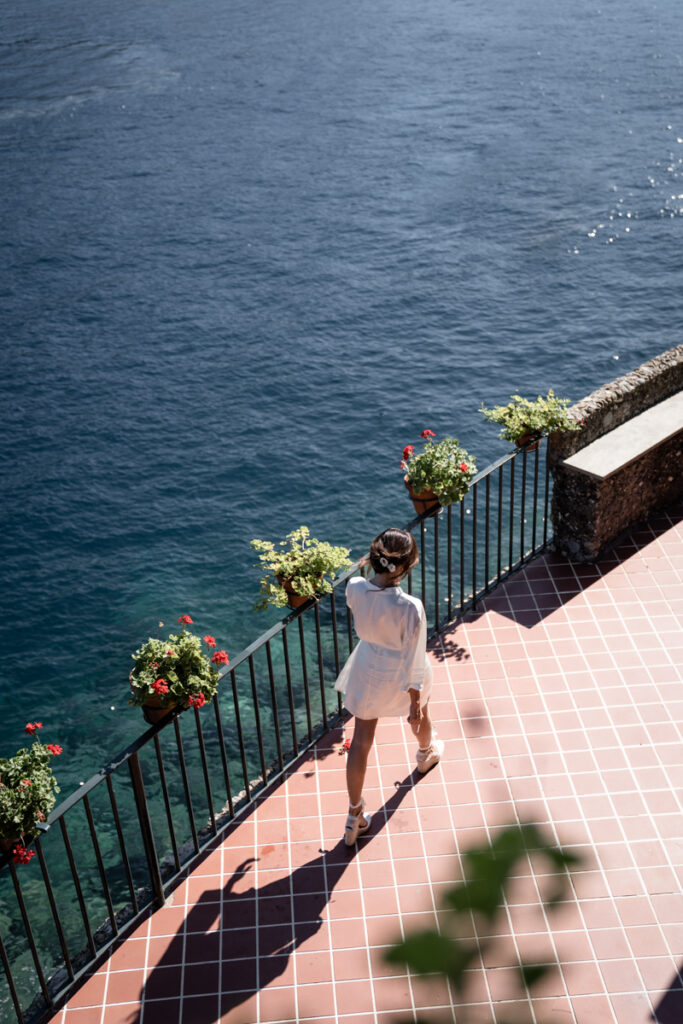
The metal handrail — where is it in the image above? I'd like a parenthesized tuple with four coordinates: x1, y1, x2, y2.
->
(0, 439, 552, 1024)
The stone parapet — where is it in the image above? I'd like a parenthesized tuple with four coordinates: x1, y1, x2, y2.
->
(549, 345, 683, 561)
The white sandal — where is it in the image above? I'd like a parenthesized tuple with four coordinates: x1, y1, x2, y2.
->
(416, 738, 445, 774)
(344, 798, 372, 846)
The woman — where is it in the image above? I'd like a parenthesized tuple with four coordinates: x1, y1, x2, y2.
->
(335, 527, 443, 845)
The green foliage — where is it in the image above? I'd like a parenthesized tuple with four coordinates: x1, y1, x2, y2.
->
(250, 526, 352, 611)
(386, 823, 581, 1023)
(129, 628, 221, 708)
(480, 389, 581, 443)
(0, 739, 60, 843)
(403, 437, 477, 506)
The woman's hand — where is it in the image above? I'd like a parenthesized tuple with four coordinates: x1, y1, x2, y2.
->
(408, 703, 422, 736)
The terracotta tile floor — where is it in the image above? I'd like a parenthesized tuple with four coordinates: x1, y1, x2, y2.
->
(54, 504, 683, 1024)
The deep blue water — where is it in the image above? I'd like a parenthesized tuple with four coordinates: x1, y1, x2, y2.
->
(1, 0, 682, 788)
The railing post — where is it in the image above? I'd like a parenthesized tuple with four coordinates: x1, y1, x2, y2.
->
(128, 752, 165, 908)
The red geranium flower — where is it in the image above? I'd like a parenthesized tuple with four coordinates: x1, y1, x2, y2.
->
(12, 844, 35, 865)
(46, 744, 63, 756)
(150, 661, 159, 669)
(166, 649, 176, 658)
(188, 693, 206, 709)
(402, 445, 414, 461)
(203, 635, 216, 648)
(25, 722, 42, 735)
(421, 429, 436, 439)
(211, 650, 229, 665)
(151, 679, 169, 695)
(20, 778, 31, 787)
(459, 462, 468, 472)
(177, 615, 193, 625)
(342, 737, 351, 751)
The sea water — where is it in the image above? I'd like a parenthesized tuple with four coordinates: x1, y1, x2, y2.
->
(1, 0, 682, 788)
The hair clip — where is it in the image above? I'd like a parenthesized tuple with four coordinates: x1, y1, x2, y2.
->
(379, 556, 396, 572)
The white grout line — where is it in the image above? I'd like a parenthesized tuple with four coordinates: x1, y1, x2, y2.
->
(313, 743, 340, 1024)
(178, 865, 190, 1024)
(253, 801, 261, 1024)
(357, 740, 382, 1024)
(136, 912, 152, 1024)
(282, 772, 299, 1024)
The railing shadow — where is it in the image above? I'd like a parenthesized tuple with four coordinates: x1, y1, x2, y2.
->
(127, 772, 418, 1023)
(446, 500, 683, 630)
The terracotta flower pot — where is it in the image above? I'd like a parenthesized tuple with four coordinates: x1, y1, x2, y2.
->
(130, 673, 179, 724)
(514, 432, 541, 451)
(276, 575, 318, 609)
(141, 696, 179, 725)
(404, 475, 441, 518)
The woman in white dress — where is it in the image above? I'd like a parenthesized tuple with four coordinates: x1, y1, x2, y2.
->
(335, 528, 444, 845)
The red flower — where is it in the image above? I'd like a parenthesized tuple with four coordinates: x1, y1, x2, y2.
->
(151, 679, 169, 695)
(342, 737, 351, 751)
(402, 445, 415, 461)
(203, 635, 216, 648)
(150, 661, 159, 669)
(166, 649, 176, 658)
(188, 693, 206, 709)
(177, 615, 193, 625)
(20, 778, 31, 787)
(37, 811, 45, 821)
(12, 844, 35, 865)
(24, 722, 42, 735)
(46, 744, 63, 756)
(421, 429, 436, 439)
(211, 649, 229, 665)
(459, 462, 468, 472)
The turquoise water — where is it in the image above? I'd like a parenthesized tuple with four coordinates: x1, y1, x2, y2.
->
(1, 0, 683, 790)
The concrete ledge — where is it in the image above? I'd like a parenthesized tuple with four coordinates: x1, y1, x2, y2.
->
(562, 391, 683, 481)
(549, 346, 683, 561)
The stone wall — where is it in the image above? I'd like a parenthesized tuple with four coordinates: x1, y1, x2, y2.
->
(549, 345, 683, 561)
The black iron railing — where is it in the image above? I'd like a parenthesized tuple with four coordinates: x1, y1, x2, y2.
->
(0, 439, 551, 1024)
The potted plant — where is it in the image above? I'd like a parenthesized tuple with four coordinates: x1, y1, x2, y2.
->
(129, 615, 228, 724)
(479, 389, 581, 447)
(251, 526, 352, 611)
(401, 430, 477, 517)
(0, 722, 62, 863)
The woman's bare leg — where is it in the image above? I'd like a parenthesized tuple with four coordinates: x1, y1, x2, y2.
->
(416, 701, 433, 750)
(346, 716, 378, 809)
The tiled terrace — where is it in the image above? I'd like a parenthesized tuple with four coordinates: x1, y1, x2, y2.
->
(54, 503, 682, 1024)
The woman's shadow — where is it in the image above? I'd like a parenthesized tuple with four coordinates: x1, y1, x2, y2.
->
(133, 772, 419, 1022)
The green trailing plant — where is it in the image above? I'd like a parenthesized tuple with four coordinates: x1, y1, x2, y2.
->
(0, 722, 62, 863)
(129, 615, 227, 712)
(386, 822, 581, 1024)
(479, 389, 581, 443)
(251, 526, 352, 611)
(401, 429, 477, 506)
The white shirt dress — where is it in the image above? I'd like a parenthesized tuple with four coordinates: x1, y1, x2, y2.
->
(334, 576, 433, 719)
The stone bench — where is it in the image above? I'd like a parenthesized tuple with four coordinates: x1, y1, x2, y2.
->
(549, 355, 683, 562)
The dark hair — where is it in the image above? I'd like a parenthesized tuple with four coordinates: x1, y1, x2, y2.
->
(368, 528, 418, 580)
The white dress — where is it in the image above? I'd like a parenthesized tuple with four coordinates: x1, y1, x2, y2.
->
(334, 576, 433, 719)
